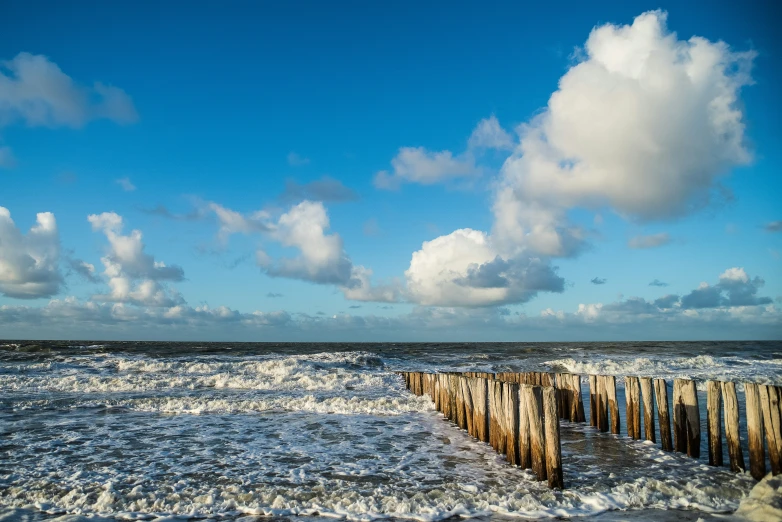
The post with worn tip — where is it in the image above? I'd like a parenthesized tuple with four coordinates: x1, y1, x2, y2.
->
(654, 378, 672, 451)
(589, 375, 597, 427)
(759, 384, 782, 475)
(640, 377, 656, 442)
(503, 382, 520, 466)
(706, 381, 723, 466)
(745, 382, 766, 480)
(524, 385, 547, 481)
(722, 381, 745, 472)
(543, 387, 564, 489)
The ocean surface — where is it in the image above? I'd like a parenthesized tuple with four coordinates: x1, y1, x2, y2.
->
(1, 340, 781, 521)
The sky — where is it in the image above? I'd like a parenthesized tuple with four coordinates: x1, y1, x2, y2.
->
(0, 1, 780, 341)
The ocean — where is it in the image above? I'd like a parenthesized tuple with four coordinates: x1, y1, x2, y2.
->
(1, 340, 781, 521)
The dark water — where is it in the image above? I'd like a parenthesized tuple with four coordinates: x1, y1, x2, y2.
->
(1, 340, 780, 521)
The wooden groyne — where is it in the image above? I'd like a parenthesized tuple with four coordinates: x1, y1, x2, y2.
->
(401, 371, 782, 487)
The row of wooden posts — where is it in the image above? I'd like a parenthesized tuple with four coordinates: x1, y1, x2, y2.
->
(401, 371, 565, 489)
(402, 371, 782, 485)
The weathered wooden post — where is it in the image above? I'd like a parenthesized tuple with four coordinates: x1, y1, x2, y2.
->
(469, 377, 490, 443)
(558, 373, 571, 420)
(606, 375, 620, 435)
(518, 385, 531, 469)
(759, 384, 782, 475)
(640, 377, 656, 442)
(598, 376, 609, 432)
(654, 378, 673, 451)
(503, 382, 520, 465)
(449, 374, 462, 424)
(745, 383, 766, 480)
(460, 375, 475, 435)
(490, 380, 506, 453)
(706, 381, 723, 466)
(524, 385, 547, 481)
(722, 381, 745, 472)
(543, 387, 564, 489)
(673, 379, 700, 458)
(571, 374, 586, 422)
(589, 375, 598, 427)
(625, 376, 640, 439)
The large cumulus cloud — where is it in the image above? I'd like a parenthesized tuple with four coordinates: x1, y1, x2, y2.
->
(405, 10, 756, 306)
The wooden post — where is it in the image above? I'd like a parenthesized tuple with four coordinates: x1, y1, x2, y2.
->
(559, 373, 571, 420)
(518, 385, 531, 469)
(759, 384, 782, 475)
(589, 375, 598, 427)
(598, 375, 610, 432)
(490, 380, 506, 453)
(543, 387, 564, 489)
(745, 383, 766, 480)
(503, 382, 520, 465)
(460, 376, 475, 436)
(673, 379, 700, 458)
(442, 374, 452, 419)
(470, 377, 490, 443)
(673, 379, 686, 453)
(524, 385, 547, 481)
(605, 375, 620, 435)
(449, 374, 461, 424)
(654, 378, 672, 451)
(625, 376, 640, 439)
(722, 381, 745, 472)
(640, 377, 656, 442)
(571, 374, 585, 422)
(706, 381, 723, 467)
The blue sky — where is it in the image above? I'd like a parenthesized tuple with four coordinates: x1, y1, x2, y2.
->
(1, 1, 780, 341)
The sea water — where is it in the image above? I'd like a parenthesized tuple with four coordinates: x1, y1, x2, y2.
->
(1, 341, 781, 521)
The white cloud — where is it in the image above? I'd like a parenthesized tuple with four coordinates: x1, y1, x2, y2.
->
(404, 228, 564, 306)
(374, 147, 480, 189)
(115, 177, 136, 192)
(341, 266, 400, 303)
(492, 10, 754, 255)
(680, 267, 772, 309)
(628, 232, 671, 249)
(0, 52, 138, 128)
(265, 200, 355, 285)
(206, 202, 270, 244)
(468, 115, 514, 151)
(88, 212, 184, 307)
(0, 207, 62, 298)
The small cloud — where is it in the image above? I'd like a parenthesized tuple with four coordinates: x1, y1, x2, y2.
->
(316, 311, 326, 315)
(593, 213, 604, 226)
(363, 218, 380, 237)
(378, 305, 393, 309)
(649, 279, 669, 287)
(765, 221, 782, 233)
(266, 292, 283, 298)
(287, 152, 310, 166)
(348, 305, 362, 309)
(280, 176, 358, 203)
(138, 204, 205, 221)
(628, 233, 670, 250)
(116, 177, 136, 192)
(590, 277, 607, 285)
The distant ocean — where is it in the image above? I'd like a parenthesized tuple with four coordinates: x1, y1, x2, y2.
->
(1, 340, 781, 521)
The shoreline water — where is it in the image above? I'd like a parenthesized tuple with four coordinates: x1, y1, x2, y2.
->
(1, 341, 780, 521)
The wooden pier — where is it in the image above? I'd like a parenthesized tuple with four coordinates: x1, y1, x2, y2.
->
(401, 371, 782, 488)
